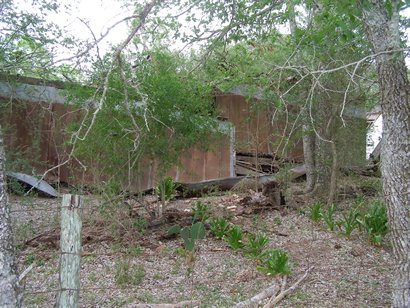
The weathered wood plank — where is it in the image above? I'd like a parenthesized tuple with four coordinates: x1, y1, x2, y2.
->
(56, 194, 82, 308)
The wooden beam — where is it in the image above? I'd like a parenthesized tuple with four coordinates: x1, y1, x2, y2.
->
(56, 194, 82, 308)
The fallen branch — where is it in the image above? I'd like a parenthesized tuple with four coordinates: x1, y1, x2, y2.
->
(18, 263, 34, 283)
(263, 266, 314, 308)
(133, 300, 200, 308)
(24, 227, 59, 245)
(235, 282, 279, 308)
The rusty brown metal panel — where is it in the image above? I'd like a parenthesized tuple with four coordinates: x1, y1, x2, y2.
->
(215, 93, 303, 160)
(3, 95, 232, 191)
(2, 99, 52, 174)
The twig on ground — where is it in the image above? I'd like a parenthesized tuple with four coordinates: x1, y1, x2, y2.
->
(18, 263, 34, 283)
(235, 281, 280, 308)
(133, 300, 200, 307)
(263, 266, 314, 308)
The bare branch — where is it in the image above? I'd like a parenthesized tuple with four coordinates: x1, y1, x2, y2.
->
(264, 267, 313, 308)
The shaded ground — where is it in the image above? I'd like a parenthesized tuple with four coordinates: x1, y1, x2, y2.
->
(11, 180, 393, 307)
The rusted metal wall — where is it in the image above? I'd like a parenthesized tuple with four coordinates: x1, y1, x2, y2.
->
(1, 98, 232, 191)
(215, 93, 304, 160)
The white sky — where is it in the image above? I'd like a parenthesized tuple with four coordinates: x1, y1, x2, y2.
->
(17, 0, 410, 63)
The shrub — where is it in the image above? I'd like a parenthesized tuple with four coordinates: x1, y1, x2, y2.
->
(257, 249, 291, 276)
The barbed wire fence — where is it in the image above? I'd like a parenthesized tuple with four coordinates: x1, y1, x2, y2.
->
(9, 191, 404, 307)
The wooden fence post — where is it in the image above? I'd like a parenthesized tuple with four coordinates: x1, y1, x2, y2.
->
(56, 194, 82, 308)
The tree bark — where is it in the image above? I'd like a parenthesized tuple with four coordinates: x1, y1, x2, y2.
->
(327, 140, 338, 205)
(302, 121, 317, 193)
(360, 1, 410, 306)
(288, 2, 317, 193)
(0, 126, 22, 307)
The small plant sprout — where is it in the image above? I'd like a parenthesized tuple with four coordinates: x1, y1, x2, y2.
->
(224, 225, 244, 250)
(192, 201, 211, 222)
(210, 217, 230, 239)
(309, 202, 322, 223)
(357, 201, 388, 246)
(338, 208, 360, 238)
(322, 203, 337, 231)
(115, 261, 145, 286)
(168, 222, 206, 275)
(244, 232, 270, 258)
(257, 249, 291, 276)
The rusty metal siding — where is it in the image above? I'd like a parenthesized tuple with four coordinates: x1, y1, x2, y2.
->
(215, 93, 303, 160)
(2, 99, 232, 191)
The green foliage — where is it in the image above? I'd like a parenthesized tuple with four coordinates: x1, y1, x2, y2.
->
(133, 218, 148, 235)
(338, 208, 360, 238)
(0, 0, 76, 78)
(169, 221, 206, 276)
(210, 217, 230, 239)
(257, 249, 291, 276)
(355, 176, 383, 196)
(125, 245, 143, 257)
(193, 201, 211, 222)
(70, 49, 220, 195)
(168, 221, 206, 252)
(224, 225, 244, 250)
(156, 176, 178, 202)
(244, 232, 270, 258)
(7, 177, 26, 196)
(358, 201, 388, 245)
(115, 261, 145, 286)
(321, 203, 337, 231)
(309, 202, 323, 223)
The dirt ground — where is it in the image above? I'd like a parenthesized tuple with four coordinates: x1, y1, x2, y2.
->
(10, 179, 393, 307)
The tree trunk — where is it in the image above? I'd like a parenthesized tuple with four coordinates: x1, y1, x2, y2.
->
(302, 121, 317, 193)
(287, 1, 317, 194)
(0, 126, 22, 307)
(327, 140, 338, 205)
(361, 1, 410, 306)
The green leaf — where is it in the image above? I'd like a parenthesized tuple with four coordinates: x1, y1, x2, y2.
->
(191, 222, 206, 240)
(168, 224, 181, 235)
(180, 226, 191, 241)
(183, 238, 196, 251)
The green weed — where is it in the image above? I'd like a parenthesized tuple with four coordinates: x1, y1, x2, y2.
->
(133, 217, 148, 235)
(168, 222, 206, 275)
(210, 217, 230, 239)
(338, 208, 360, 238)
(156, 176, 178, 202)
(358, 201, 388, 245)
(225, 225, 244, 250)
(322, 203, 337, 231)
(257, 249, 291, 276)
(244, 232, 270, 258)
(192, 201, 211, 222)
(309, 202, 323, 223)
(125, 245, 143, 257)
(115, 260, 145, 286)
